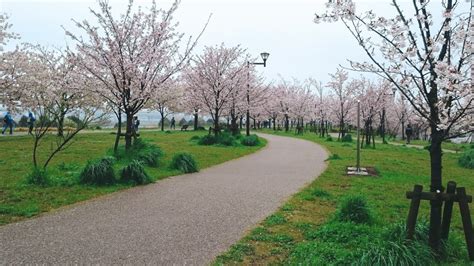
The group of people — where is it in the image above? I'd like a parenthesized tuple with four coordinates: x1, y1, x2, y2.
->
(2, 111, 36, 135)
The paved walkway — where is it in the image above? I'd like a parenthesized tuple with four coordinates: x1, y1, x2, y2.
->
(0, 133, 328, 265)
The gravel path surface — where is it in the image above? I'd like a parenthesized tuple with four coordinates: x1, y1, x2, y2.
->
(0, 133, 328, 265)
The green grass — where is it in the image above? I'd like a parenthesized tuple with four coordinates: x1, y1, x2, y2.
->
(0, 130, 266, 225)
(215, 129, 473, 265)
(379, 137, 471, 152)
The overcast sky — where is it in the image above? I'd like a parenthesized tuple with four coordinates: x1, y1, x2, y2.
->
(1, 0, 468, 84)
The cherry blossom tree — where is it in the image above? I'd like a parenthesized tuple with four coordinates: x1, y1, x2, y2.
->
(150, 78, 183, 131)
(184, 43, 248, 136)
(66, 0, 207, 150)
(309, 78, 331, 137)
(15, 47, 105, 171)
(261, 86, 281, 130)
(326, 69, 356, 139)
(316, 0, 474, 252)
(0, 14, 22, 108)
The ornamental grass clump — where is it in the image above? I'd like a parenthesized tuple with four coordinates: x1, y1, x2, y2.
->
(120, 160, 151, 185)
(241, 135, 260, 146)
(26, 167, 49, 186)
(79, 156, 116, 185)
(458, 148, 474, 169)
(170, 152, 198, 173)
(341, 134, 353, 142)
(335, 194, 373, 224)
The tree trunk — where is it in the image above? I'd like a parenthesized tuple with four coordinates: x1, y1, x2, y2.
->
(230, 113, 239, 135)
(428, 126, 444, 255)
(160, 112, 165, 131)
(213, 108, 219, 137)
(273, 118, 276, 130)
(125, 112, 133, 150)
(57, 113, 65, 137)
(113, 109, 122, 154)
(194, 112, 198, 130)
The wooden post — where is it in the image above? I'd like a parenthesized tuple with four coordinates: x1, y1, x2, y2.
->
(441, 181, 457, 241)
(457, 187, 474, 261)
(407, 185, 423, 239)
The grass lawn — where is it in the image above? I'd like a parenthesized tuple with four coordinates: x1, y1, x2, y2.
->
(0, 130, 266, 225)
(216, 129, 473, 265)
(380, 137, 471, 152)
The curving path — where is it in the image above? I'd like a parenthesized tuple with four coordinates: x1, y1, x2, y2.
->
(0, 133, 328, 265)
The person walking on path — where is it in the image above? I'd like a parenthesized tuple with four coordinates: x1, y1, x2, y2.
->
(28, 112, 36, 135)
(170, 117, 176, 130)
(133, 116, 140, 134)
(405, 124, 413, 144)
(2, 112, 14, 135)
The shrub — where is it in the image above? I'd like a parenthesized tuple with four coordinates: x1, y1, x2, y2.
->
(326, 154, 341, 160)
(359, 221, 435, 265)
(241, 134, 260, 146)
(170, 152, 198, 173)
(190, 135, 200, 141)
(79, 156, 116, 185)
(303, 221, 373, 245)
(326, 136, 333, 141)
(458, 149, 474, 169)
(197, 133, 238, 146)
(218, 132, 237, 146)
(120, 160, 151, 185)
(26, 168, 49, 186)
(198, 134, 217, 145)
(335, 194, 373, 224)
(137, 149, 162, 167)
(113, 139, 163, 167)
(341, 134, 353, 142)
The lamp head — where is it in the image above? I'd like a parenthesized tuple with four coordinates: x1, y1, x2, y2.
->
(260, 52, 270, 67)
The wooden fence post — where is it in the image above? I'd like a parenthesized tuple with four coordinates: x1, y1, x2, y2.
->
(407, 185, 423, 240)
(457, 187, 474, 261)
(441, 181, 457, 241)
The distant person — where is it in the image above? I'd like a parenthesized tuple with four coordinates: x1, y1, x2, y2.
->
(133, 116, 140, 134)
(2, 111, 14, 135)
(405, 124, 413, 144)
(28, 112, 36, 135)
(170, 117, 176, 130)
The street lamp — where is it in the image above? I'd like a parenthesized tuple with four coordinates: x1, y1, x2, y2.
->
(246, 52, 270, 136)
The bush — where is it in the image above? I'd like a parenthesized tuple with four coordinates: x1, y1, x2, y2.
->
(120, 160, 151, 185)
(241, 134, 260, 146)
(458, 149, 474, 169)
(79, 156, 116, 185)
(26, 168, 49, 186)
(113, 139, 163, 167)
(341, 134, 353, 142)
(198, 134, 217, 145)
(326, 136, 333, 141)
(197, 133, 238, 146)
(335, 194, 373, 224)
(218, 132, 237, 146)
(190, 135, 200, 141)
(326, 154, 341, 160)
(170, 152, 198, 173)
(137, 148, 163, 167)
(359, 221, 435, 265)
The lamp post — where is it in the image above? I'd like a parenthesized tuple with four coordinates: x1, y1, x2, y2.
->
(247, 52, 270, 136)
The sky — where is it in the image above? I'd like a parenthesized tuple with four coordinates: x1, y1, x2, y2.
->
(0, 0, 468, 84)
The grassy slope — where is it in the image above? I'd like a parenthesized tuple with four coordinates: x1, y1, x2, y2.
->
(0, 130, 266, 225)
(216, 130, 473, 265)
